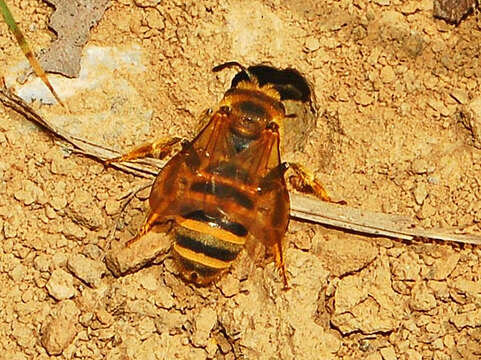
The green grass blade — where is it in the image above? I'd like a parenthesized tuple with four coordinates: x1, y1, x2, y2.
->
(0, 0, 65, 106)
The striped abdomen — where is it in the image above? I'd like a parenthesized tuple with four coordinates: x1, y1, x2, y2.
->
(172, 210, 248, 283)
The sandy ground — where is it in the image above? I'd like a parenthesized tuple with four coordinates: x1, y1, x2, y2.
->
(1, 0, 481, 359)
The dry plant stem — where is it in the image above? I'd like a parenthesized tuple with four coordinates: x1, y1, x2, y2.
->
(2, 83, 481, 245)
(0, 83, 161, 178)
(290, 193, 481, 245)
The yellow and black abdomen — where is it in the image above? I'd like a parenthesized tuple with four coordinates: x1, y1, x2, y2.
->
(173, 209, 248, 284)
(169, 155, 258, 284)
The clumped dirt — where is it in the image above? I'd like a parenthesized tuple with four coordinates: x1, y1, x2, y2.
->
(1, 0, 481, 359)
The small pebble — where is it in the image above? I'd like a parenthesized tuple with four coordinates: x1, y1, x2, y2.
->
(49, 196, 67, 211)
(3, 220, 17, 238)
(380, 346, 397, 360)
(9, 263, 27, 282)
(413, 183, 428, 205)
(41, 300, 79, 355)
(105, 229, 170, 276)
(450, 308, 481, 330)
(404, 34, 424, 57)
(154, 286, 175, 309)
(67, 254, 106, 287)
(400, 1, 419, 15)
(12, 323, 35, 349)
(46, 269, 75, 300)
(411, 158, 429, 174)
(145, 10, 164, 30)
(82, 244, 104, 261)
(45, 205, 57, 219)
(14, 189, 35, 206)
(192, 308, 217, 347)
(304, 37, 320, 52)
(427, 98, 450, 116)
(217, 274, 241, 298)
(67, 189, 103, 230)
(410, 283, 436, 311)
(140, 271, 160, 291)
(105, 198, 120, 216)
(34, 254, 51, 272)
(96, 308, 114, 326)
(133, 0, 161, 7)
(62, 222, 86, 240)
(416, 202, 436, 220)
(380, 65, 395, 83)
(450, 89, 469, 104)
(354, 90, 373, 106)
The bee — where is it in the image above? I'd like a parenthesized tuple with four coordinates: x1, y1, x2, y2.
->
(107, 62, 339, 287)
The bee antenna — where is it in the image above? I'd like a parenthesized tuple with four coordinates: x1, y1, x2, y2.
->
(212, 61, 254, 82)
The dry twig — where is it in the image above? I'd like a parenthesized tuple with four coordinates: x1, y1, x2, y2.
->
(2, 83, 481, 245)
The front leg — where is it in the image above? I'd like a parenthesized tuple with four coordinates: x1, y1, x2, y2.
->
(105, 137, 185, 164)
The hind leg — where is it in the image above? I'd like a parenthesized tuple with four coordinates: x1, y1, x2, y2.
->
(271, 239, 289, 289)
(287, 163, 345, 204)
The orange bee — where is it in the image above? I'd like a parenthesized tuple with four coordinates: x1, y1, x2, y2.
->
(107, 62, 339, 287)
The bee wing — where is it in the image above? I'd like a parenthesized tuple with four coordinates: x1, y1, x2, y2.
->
(148, 110, 233, 217)
(230, 127, 290, 265)
(188, 110, 234, 164)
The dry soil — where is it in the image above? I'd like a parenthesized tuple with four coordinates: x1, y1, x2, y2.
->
(1, 0, 481, 359)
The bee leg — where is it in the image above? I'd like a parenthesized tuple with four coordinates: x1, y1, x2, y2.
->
(287, 163, 346, 204)
(272, 241, 289, 289)
(125, 211, 161, 247)
(105, 137, 185, 164)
